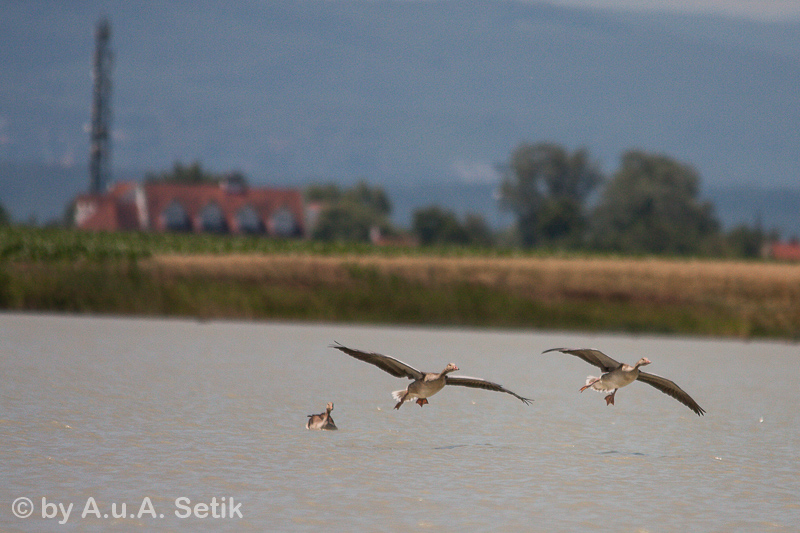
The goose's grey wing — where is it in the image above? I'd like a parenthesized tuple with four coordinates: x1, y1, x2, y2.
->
(543, 347, 621, 373)
(637, 371, 706, 416)
(445, 375, 533, 405)
(331, 343, 425, 380)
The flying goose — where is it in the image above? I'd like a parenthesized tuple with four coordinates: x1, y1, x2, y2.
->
(332, 343, 532, 409)
(306, 402, 338, 430)
(544, 348, 705, 416)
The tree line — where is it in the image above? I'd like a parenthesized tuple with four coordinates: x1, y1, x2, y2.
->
(309, 142, 771, 258)
(4, 142, 765, 258)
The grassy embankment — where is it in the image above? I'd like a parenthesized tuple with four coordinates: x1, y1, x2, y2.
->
(1, 227, 799, 339)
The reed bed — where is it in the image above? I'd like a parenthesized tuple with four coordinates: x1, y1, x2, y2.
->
(137, 253, 800, 339)
(145, 253, 800, 302)
(2, 226, 798, 338)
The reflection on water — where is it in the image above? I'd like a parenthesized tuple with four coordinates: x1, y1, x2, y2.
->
(1, 313, 798, 531)
(599, 450, 647, 456)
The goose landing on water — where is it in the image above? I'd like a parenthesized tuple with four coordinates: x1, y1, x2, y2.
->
(331, 342, 532, 409)
(306, 402, 338, 430)
(543, 348, 705, 416)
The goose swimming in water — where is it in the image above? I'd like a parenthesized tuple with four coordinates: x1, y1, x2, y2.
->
(332, 342, 532, 409)
(543, 348, 705, 416)
(306, 402, 338, 430)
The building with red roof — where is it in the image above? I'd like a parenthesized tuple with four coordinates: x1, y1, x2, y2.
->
(74, 179, 306, 237)
(764, 240, 800, 261)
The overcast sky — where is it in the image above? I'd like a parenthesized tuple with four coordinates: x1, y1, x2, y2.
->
(550, 0, 800, 21)
(2, 0, 800, 227)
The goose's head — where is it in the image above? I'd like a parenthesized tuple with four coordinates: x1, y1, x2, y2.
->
(326, 402, 334, 412)
(444, 363, 459, 373)
(635, 358, 652, 368)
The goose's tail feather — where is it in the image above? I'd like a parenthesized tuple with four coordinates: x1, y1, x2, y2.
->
(580, 376, 604, 393)
(392, 389, 408, 403)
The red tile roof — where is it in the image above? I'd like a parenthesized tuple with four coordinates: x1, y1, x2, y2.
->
(74, 181, 306, 237)
(144, 182, 305, 235)
(768, 241, 800, 261)
(74, 194, 124, 231)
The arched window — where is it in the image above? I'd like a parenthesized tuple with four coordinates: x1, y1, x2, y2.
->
(200, 202, 228, 233)
(271, 206, 297, 237)
(236, 205, 264, 234)
(162, 200, 191, 232)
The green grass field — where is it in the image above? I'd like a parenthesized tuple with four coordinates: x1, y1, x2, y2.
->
(2, 227, 799, 339)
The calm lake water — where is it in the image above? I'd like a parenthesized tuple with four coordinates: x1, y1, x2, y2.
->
(1, 313, 798, 532)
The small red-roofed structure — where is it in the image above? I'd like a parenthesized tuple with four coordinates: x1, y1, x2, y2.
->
(764, 240, 800, 261)
(74, 179, 306, 237)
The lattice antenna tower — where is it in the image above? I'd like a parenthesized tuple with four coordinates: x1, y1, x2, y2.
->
(89, 18, 113, 194)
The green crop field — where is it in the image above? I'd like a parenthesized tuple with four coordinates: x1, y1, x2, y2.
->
(2, 227, 799, 339)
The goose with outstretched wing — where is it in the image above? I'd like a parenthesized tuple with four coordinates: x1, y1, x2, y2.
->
(332, 343, 532, 409)
(543, 347, 705, 416)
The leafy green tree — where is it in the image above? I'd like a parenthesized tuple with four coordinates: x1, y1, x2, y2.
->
(724, 224, 777, 258)
(312, 202, 378, 241)
(0, 203, 9, 226)
(463, 214, 493, 247)
(590, 150, 719, 255)
(345, 180, 391, 216)
(498, 142, 602, 247)
(145, 161, 245, 185)
(308, 181, 394, 242)
(305, 183, 343, 203)
(412, 207, 493, 246)
(413, 206, 469, 245)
